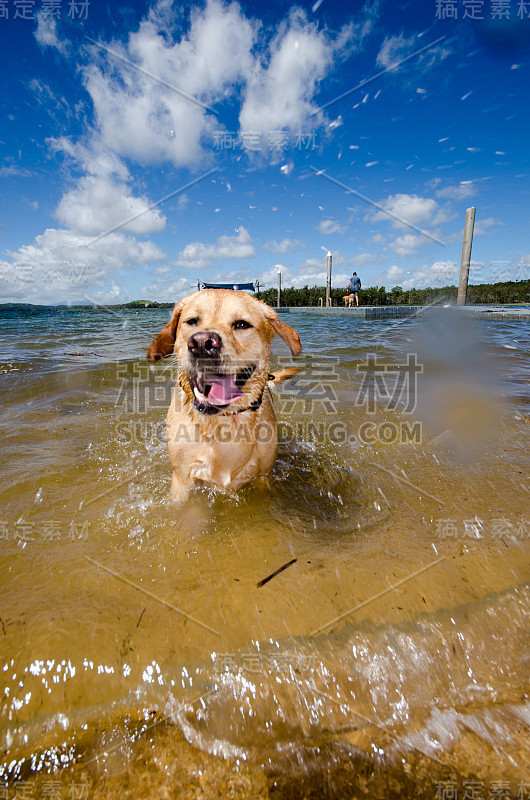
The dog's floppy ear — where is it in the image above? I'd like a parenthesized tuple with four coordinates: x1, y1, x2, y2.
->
(266, 310, 302, 356)
(147, 301, 184, 362)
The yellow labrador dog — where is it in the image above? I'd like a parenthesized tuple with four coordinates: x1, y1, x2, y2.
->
(147, 289, 301, 502)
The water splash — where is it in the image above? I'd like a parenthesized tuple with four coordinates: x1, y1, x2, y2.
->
(171, 584, 529, 772)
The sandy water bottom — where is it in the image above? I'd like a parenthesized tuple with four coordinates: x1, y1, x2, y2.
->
(0, 309, 529, 798)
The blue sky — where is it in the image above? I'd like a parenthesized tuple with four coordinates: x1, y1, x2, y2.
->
(0, 0, 529, 304)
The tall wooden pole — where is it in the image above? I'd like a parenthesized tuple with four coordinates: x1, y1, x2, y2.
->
(326, 251, 332, 307)
(277, 270, 281, 307)
(457, 207, 476, 306)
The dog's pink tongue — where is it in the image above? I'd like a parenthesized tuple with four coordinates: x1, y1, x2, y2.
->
(207, 374, 244, 406)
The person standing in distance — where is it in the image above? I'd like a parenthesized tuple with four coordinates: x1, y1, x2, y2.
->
(348, 272, 361, 306)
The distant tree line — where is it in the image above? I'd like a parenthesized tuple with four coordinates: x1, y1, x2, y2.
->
(121, 299, 174, 308)
(5, 281, 526, 314)
(257, 280, 530, 307)
(82, 280, 530, 308)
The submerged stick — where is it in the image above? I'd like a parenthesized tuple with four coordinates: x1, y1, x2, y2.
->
(257, 558, 297, 588)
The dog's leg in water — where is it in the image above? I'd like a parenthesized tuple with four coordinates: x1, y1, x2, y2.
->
(170, 472, 190, 504)
(176, 500, 211, 537)
(169, 474, 212, 537)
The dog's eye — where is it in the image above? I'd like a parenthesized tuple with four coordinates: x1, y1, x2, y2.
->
(185, 317, 199, 326)
(233, 320, 252, 330)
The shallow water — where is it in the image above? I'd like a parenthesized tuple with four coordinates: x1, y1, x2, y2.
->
(0, 306, 529, 798)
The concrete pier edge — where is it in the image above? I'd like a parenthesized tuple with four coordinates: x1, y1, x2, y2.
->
(271, 305, 530, 321)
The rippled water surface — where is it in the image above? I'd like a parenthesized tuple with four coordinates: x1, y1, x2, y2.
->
(0, 306, 529, 798)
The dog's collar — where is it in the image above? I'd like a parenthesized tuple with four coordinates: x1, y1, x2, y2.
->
(180, 373, 274, 416)
(228, 394, 263, 414)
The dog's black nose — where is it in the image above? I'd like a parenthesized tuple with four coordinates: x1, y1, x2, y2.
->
(187, 331, 222, 358)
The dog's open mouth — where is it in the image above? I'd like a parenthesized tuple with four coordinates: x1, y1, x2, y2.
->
(188, 366, 255, 413)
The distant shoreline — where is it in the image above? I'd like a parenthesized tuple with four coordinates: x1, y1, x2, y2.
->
(1, 278, 528, 311)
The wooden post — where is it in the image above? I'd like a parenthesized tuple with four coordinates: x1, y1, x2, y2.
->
(326, 251, 332, 307)
(277, 269, 281, 308)
(255, 279, 260, 299)
(197, 279, 201, 292)
(457, 207, 476, 306)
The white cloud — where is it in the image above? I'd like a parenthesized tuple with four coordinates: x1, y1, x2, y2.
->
(0, 165, 33, 178)
(376, 33, 449, 75)
(55, 175, 166, 237)
(30, 78, 59, 106)
(351, 252, 377, 268)
(368, 192, 454, 235)
(48, 137, 130, 182)
(292, 270, 352, 289)
(399, 260, 461, 291)
(386, 265, 404, 282)
(294, 251, 356, 273)
(178, 194, 190, 210)
(444, 217, 497, 244)
(10, 228, 163, 272)
(176, 226, 256, 268)
(47, 138, 167, 243)
(376, 34, 416, 70)
(369, 193, 439, 229)
(260, 263, 351, 290)
(0, 229, 165, 304)
(264, 238, 306, 253)
(239, 10, 332, 138)
(260, 250, 364, 289)
(389, 233, 423, 257)
(431, 204, 455, 227)
(474, 217, 498, 235)
(140, 275, 197, 303)
(84, 0, 256, 169)
(238, 7, 362, 146)
(317, 219, 347, 235)
(296, 257, 326, 274)
(260, 264, 288, 288)
(34, 12, 69, 55)
(429, 261, 458, 283)
(77, 0, 376, 169)
(425, 177, 442, 191)
(435, 182, 476, 200)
